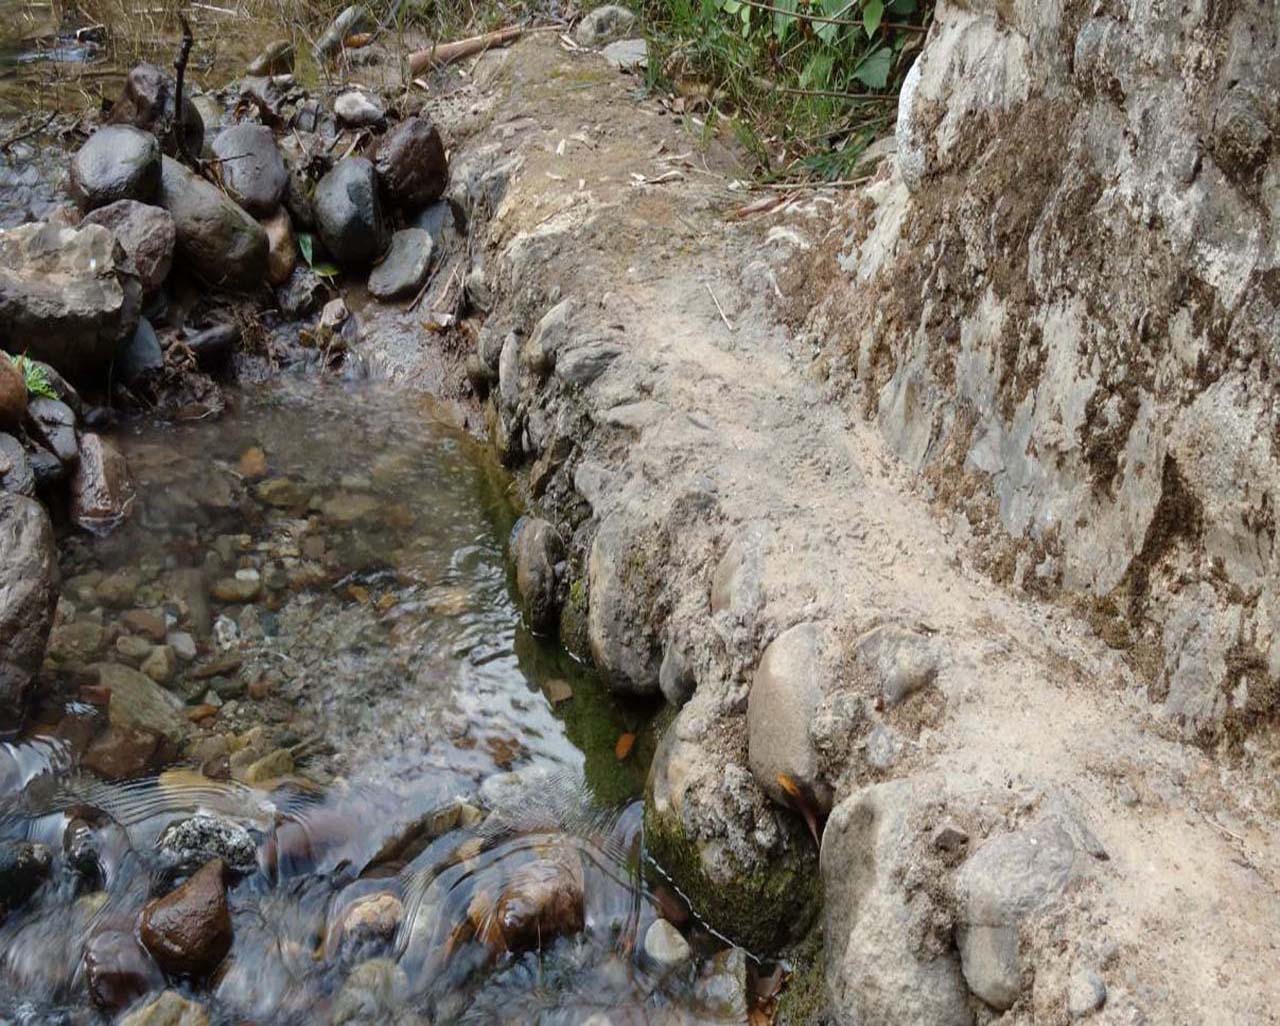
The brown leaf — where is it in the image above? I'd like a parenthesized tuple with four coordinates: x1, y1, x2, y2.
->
(542, 678, 573, 705)
(343, 31, 374, 48)
(615, 732, 636, 760)
(238, 446, 267, 480)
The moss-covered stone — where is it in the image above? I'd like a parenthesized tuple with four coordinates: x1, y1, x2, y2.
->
(642, 783, 818, 954)
(559, 575, 591, 659)
(774, 926, 835, 1026)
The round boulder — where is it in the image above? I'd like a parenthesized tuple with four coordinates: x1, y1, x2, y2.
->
(314, 157, 387, 268)
(367, 228, 433, 299)
(211, 123, 288, 216)
(0, 493, 58, 729)
(68, 125, 161, 212)
(158, 156, 268, 291)
(81, 199, 176, 294)
(373, 116, 448, 210)
(511, 516, 564, 635)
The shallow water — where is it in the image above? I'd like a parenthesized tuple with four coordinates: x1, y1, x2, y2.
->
(0, 379, 750, 1024)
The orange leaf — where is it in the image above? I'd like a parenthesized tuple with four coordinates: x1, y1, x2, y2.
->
(615, 732, 636, 760)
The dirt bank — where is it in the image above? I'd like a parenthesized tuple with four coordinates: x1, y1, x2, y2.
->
(443, 26, 1280, 1026)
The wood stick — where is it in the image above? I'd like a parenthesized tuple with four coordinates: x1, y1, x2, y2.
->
(408, 25, 523, 75)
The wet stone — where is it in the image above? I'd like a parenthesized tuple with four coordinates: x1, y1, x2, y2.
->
(0, 840, 52, 912)
(643, 918, 692, 971)
(117, 317, 164, 386)
(0, 354, 26, 431)
(212, 124, 288, 217)
(142, 645, 177, 684)
(83, 723, 163, 779)
(0, 432, 34, 496)
(116, 634, 155, 664)
(368, 228, 434, 299)
(0, 493, 57, 725)
(70, 433, 135, 532)
(69, 125, 161, 211)
(157, 814, 258, 877)
(81, 199, 176, 294)
(118, 990, 210, 1026)
(108, 63, 204, 157)
(158, 156, 269, 292)
(139, 858, 233, 977)
(373, 116, 448, 210)
(84, 927, 165, 1012)
(278, 265, 325, 317)
(314, 157, 387, 269)
(123, 609, 168, 642)
(25, 397, 78, 467)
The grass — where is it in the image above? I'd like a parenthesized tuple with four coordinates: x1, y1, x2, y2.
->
(9, 354, 57, 399)
(640, 0, 932, 181)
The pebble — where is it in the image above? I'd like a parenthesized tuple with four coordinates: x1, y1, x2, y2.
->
(643, 918, 692, 970)
(241, 747, 294, 785)
(334, 90, 384, 128)
(157, 814, 258, 877)
(122, 609, 168, 642)
(116, 634, 155, 665)
(139, 858, 233, 977)
(141, 644, 178, 684)
(167, 631, 198, 662)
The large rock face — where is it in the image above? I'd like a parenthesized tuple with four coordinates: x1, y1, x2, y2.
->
(158, 156, 268, 291)
(0, 494, 58, 729)
(0, 222, 141, 379)
(810, 0, 1280, 740)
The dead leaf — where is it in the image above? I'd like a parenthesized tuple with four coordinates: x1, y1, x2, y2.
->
(778, 773, 823, 846)
(615, 732, 636, 760)
(347, 584, 370, 605)
(238, 446, 268, 479)
(343, 31, 373, 48)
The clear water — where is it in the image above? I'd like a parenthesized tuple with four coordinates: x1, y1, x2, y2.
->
(0, 379, 749, 1024)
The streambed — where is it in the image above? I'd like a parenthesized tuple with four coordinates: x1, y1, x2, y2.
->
(0, 377, 751, 1024)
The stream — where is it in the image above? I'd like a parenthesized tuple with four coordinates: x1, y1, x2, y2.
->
(0, 376, 749, 1024)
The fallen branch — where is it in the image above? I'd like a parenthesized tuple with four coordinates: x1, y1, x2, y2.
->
(705, 283, 735, 333)
(408, 25, 523, 75)
(0, 111, 57, 152)
(172, 13, 196, 165)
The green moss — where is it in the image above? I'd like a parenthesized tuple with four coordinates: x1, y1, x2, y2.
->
(643, 788, 818, 955)
(774, 926, 834, 1026)
(559, 576, 591, 659)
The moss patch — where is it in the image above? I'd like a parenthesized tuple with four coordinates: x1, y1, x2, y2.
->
(774, 926, 835, 1026)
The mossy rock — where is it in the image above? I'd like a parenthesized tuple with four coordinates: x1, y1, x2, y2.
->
(559, 575, 591, 659)
(642, 780, 818, 954)
(774, 926, 835, 1026)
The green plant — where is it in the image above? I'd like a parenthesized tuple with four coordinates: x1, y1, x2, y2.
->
(9, 354, 57, 399)
(643, 0, 931, 181)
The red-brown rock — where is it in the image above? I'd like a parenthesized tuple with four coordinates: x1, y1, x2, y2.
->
(70, 433, 135, 531)
(139, 858, 232, 977)
(0, 355, 25, 431)
(84, 927, 164, 1012)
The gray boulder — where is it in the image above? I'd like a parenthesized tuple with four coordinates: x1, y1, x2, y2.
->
(822, 779, 973, 1026)
(576, 4, 637, 46)
(314, 157, 387, 268)
(953, 817, 1079, 1011)
(367, 228, 433, 299)
(158, 156, 268, 291)
(68, 125, 161, 212)
(0, 433, 34, 496)
(107, 63, 204, 157)
(0, 494, 58, 729)
(587, 509, 662, 694)
(212, 124, 288, 216)
(373, 117, 448, 210)
(747, 621, 833, 812)
(25, 396, 78, 467)
(81, 199, 176, 294)
(511, 516, 563, 634)
(0, 222, 141, 378)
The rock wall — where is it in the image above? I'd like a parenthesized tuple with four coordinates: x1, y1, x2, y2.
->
(809, 0, 1279, 742)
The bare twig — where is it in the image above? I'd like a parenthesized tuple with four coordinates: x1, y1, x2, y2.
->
(172, 13, 195, 165)
(407, 25, 523, 75)
(705, 283, 735, 333)
(774, 85, 897, 101)
(0, 111, 57, 152)
(732, 0, 927, 30)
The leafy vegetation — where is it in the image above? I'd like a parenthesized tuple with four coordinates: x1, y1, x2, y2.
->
(640, 0, 932, 181)
(9, 353, 57, 399)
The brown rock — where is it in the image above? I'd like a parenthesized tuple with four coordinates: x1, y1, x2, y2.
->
(70, 433, 135, 531)
(82, 724, 162, 779)
(261, 207, 296, 287)
(108, 63, 204, 156)
(123, 609, 168, 642)
(84, 926, 165, 1012)
(80, 200, 176, 294)
(0, 355, 26, 431)
(372, 117, 448, 210)
(118, 989, 210, 1026)
(490, 840, 585, 953)
(139, 858, 232, 977)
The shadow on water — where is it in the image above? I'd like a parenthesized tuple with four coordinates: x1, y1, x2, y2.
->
(0, 378, 738, 1024)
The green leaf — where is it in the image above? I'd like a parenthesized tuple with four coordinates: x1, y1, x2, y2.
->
(863, 0, 884, 37)
(815, 0, 845, 43)
(311, 261, 341, 279)
(772, 0, 798, 40)
(853, 46, 893, 88)
(887, 0, 917, 13)
(11, 354, 56, 399)
(298, 232, 315, 268)
(800, 51, 835, 89)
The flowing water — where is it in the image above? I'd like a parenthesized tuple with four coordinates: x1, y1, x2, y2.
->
(0, 378, 751, 1024)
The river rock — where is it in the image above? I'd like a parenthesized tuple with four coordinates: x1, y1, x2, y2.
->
(116, 316, 164, 386)
(84, 927, 165, 1012)
(367, 228, 433, 299)
(587, 510, 662, 694)
(695, 946, 749, 1022)
(314, 157, 387, 268)
(601, 38, 647, 71)
(0, 432, 34, 496)
(248, 40, 294, 76)
(212, 124, 288, 216)
(157, 814, 258, 877)
(747, 620, 833, 814)
(409, 198, 463, 252)
(108, 63, 204, 157)
(335, 892, 403, 956)
(332, 958, 408, 1025)
(643, 918, 692, 970)
(334, 90, 384, 128)
(158, 156, 269, 291)
(70, 433, 135, 531)
(80, 199, 175, 294)
(140, 858, 232, 977)
(95, 661, 188, 744)
(277, 266, 325, 317)
(490, 841, 585, 953)
(0, 355, 25, 430)
(141, 644, 177, 683)
(953, 817, 1079, 1011)
(68, 125, 161, 211)
(512, 516, 563, 634)
(0, 840, 51, 912)
(0, 222, 141, 378)
(262, 207, 297, 286)
(821, 778, 973, 1026)
(0, 494, 58, 728)
(24, 396, 78, 467)
(83, 724, 162, 779)
(315, 4, 373, 57)
(373, 116, 448, 210)
(119, 990, 210, 1026)
(576, 4, 637, 46)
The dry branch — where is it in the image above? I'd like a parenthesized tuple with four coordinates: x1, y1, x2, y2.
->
(407, 25, 523, 75)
